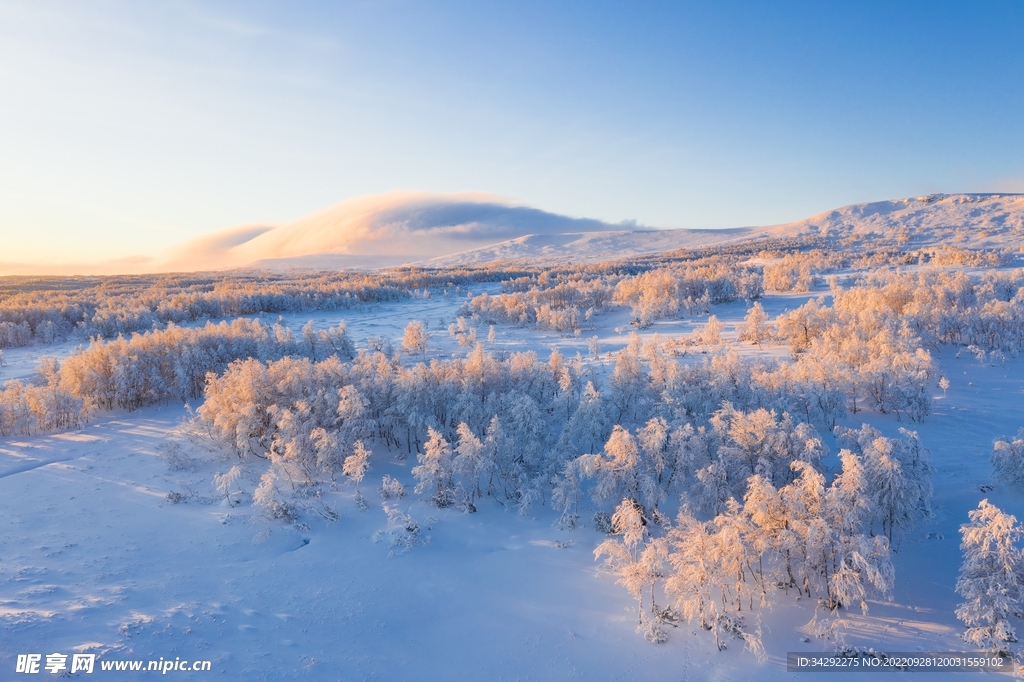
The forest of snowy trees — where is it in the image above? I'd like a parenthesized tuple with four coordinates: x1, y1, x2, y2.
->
(5, 239, 1024, 657)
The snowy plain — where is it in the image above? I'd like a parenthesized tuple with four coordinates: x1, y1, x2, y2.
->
(4, 194, 1024, 680)
(0, 290, 1019, 680)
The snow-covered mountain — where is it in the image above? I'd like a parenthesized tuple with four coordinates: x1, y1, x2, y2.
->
(422, 193, 1024, 267)
(160, 192, 1024, 272)
(154, 191, 628, 272)
(5, 192, 1022, 276)
(761, 193, 1024, 248)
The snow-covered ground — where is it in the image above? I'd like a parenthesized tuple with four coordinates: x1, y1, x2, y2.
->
(3, 274, 1023, 680)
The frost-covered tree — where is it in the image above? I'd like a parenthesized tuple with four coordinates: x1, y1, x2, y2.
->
(343, 440, 371, 496)
(402, 320, 429, 358)
(866, 451, 916, 546)
(453, 421, 493, 504)
(378, 474, 405, 500)
(594, 499, 668, 643)
(557, 382, 610, 456)
(781, 460, 894, 612)
(956, 500, 1024, 654)
(268, 401, 321, 487)
(636, 416, 674, 512)
(551, 458, 583, 530)
(691, 460, 731, 518)
(665, 507, 718, 633)
(213, 465, 243, 505)
(710, 403, 825, 494)
(253, 469, 298, 523)
(608, 337, 653, 423)
(697, 315, 724, 346)
(412, 427, 457, 507)
(336, 385, 372, 453)
(837, 424, 933, 546)
(578, 425, 641, 506)
(826, 449, 872, 536)
(992, 429, 1024, 486)
(737, 302, 771, 346)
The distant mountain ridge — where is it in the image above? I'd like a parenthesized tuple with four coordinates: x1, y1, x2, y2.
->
(155, 191, 630, 272)
(164, 192, 1024, 272)
(421, 193, 1024, 267)
(2, 192, 1022, 276)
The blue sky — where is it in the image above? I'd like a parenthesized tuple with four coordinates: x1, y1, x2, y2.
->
(1, 1, 1022, 263)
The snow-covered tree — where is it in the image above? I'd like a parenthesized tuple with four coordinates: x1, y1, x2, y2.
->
(956, 500, 1024, 654)
(636, 416, 674, 512)
(697, 315, 724, 346)
(578, 425, 641, 506)
(453, 421, 493, 504)
(665, 507, 715, 623)
(775, 460, 894, 612)
(557, 381, 610, 456)
(213, 465, 243, 505)
(253, 469, 298, 523)
(342, 440, 371, 496)
(737, 302, 771, 346)
(594, 499, 668, 643)
(378, 474, 405, 500)
(412, 427, 457, 507)
(837, 424, 933, 546)
(402, 320, 429, 358)
(551, 458, 583, 530)
(992, 429, 1024, 486)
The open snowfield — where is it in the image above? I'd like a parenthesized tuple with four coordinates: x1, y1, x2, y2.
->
(3, 262, 1024, 681)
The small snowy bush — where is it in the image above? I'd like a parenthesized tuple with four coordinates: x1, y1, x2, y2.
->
(377, 504, 429, 555)
(592, 510, 613, 534)
(379, 475, 406, 500)
(992, 430, 1024, 486)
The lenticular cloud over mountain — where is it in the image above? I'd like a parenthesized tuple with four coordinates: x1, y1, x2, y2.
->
(156, 191, 625, 271)
(143, 191, 1024, 273)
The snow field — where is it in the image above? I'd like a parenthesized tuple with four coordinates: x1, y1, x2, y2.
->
(2, 269, 1024, 680)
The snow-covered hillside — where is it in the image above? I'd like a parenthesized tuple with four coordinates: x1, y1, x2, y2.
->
(425, 193, 1024, 267)
(760, 193, 1024, 249)
(154, 191, 627, 272)
(4, 192, 1022, 276)
(167, 192, 1024, 272)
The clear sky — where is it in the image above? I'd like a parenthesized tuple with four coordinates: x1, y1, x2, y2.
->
(2, 0, 1023, 264)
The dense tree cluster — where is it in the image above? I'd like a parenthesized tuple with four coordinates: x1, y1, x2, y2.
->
(586, 423, 928, 646)
(0, 318, 353, 432)
(0, 359, 85, 435)
(772, 270, 1024, 356)
(0, 272, 412, 348)
(612, 263, 763, 328)
(181, 331, 935, 651)
(463, 275, 613, 332)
